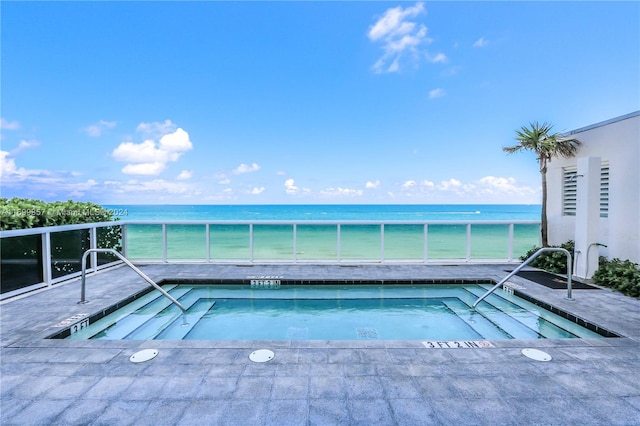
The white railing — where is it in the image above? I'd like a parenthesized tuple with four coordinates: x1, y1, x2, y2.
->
(0, 219, 540, 299)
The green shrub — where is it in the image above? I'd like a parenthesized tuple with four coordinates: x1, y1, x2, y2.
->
(520, 240, 575, 274)
(593, 258, 640, 298)
(0, 198, 116, 230)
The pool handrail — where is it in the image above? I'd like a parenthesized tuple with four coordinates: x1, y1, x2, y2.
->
(472, 247, 573, 308)
(79, 248, 186, 312)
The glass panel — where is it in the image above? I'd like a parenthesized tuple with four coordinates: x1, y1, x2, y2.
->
(96, 225, 123, 265)
(470, 224, 509, 259)
(253, 225, 293, 260)
(340, 225, 380, 260)
(125, 224, 163, 259)
(296, 225, 337, 260)
(50, 229, 90, 279)
(513, 224, 541, 259)
(210, 225, 250, 260)
(384, 224, 423, 260)
(427, 225, 466, 259)
(0, 235, 43, 294)
(167, 225, 206, 259)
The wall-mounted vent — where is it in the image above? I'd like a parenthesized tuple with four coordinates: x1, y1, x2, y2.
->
(562, 162, 609, 217)
(599, 162, 609, 218)
(562, 167, 578, 216)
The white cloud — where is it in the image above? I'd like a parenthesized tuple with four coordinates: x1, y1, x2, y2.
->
(476, 176, 538, 197)
(284, 178, 299, 194)
(249, 187, 265, 195)
(177, 170, 193, 180)
(9, 140, 40, 155)
(365, 180, 381, 189)
(429, 88, 447, 99)
(401, 180, 417, 189)
(276, 170, 286, 176)
(232, 163, 260, 175)
(120, 179, 190, 194)
(111, 127, 193, 176)
(426, 52, 447, 63)
(473, 37, 488, 48)
(136, 119, 176, 137)
(83, 120, 116, 137)
(284, 178, 310, 196)
(0, 151, 19, 177)
(320, 187, 363, 197)
(121, 162, 166, 176)
(159, 128, 192, 153)
(218, 178, 231, 185)
(0, 118, 20, 130)
(368, 2, 434, 73)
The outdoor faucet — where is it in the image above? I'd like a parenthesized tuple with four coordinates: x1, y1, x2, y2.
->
(585, 243, 607, 278)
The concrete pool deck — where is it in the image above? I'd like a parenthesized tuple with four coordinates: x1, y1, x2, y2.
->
(1, 264, 639, 425)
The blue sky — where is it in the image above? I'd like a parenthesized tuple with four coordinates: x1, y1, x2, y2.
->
(1, 1, 638, 205)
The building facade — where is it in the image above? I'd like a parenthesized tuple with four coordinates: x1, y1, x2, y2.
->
(546, 111, 639, 278)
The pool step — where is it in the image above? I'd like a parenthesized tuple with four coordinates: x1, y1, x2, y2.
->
(465, 287, 581, 339)
(156, 299, 217, 339)
(462, 288, 541, 339)
(441, 299, 512, 339)
(124, 289, 212, 340)
(70, 285, 187, 340)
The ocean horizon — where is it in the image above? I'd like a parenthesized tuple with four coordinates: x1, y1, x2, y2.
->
(103, 204, 541, 222)
(108, 204, 542, 261)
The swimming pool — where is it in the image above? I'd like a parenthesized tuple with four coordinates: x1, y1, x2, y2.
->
(60, 283, 610, 341)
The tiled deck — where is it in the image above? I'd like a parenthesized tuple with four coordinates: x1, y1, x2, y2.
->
(1, 264, 639, 425)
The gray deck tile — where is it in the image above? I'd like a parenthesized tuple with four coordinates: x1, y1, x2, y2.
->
(4, 398, 75, 426)
(345, 375, 385, 399)
(263, 399, 309, 426)
(83, 376, 136, 399)
(220, 398, 270, 426)
(309, 398, 350, 425)
(309, 375, 347, 399)
(53, 398, 111, 424)
(271, 375, 309, 399)
(134, 399, 192, 426)
(177, 399, 229, 425)
(348, 398, 395, 425)
(91, 400, 149, 426)
(234, 375, 273, 398)
(379, 375, 422, 399)
(387, 398, 438, 425)
(195, 376, 238, 399)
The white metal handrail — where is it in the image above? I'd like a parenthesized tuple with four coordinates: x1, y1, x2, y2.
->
(472, 247, 573, 308)
(79, 248, 186, 312)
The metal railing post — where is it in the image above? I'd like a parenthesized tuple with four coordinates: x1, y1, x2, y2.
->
(472, 247, 573, 308)
(80, 248, 186, 311)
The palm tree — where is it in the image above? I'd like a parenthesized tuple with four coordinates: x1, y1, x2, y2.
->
(503, 122, 581, 247)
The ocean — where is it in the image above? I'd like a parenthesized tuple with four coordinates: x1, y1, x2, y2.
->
(105, 204, 541, 261)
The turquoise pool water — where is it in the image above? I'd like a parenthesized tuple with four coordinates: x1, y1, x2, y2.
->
(66, 285, 605, 341)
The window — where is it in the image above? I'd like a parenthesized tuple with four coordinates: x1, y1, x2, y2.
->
(562, 162, 609, 217)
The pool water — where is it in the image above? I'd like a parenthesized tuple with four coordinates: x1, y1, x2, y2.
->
(67, 285, 604, 340)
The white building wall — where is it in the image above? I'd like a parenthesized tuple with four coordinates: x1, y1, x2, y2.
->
(547, 111, 640, 265)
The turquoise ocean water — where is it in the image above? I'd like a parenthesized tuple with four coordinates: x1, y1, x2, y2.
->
(106, 204, 541, 261)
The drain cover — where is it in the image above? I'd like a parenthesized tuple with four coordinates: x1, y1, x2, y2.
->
(249, 349, 274, 363)
(522, 348, 552, 362)
(130, 349, 159, 363)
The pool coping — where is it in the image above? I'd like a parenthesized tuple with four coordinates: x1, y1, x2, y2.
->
(43, 277, 622, 341)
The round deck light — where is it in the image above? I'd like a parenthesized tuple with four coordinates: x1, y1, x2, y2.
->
(130, 349, 159, 363)
(249, 349, 274, 363)
(521, 348, 552, 362)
